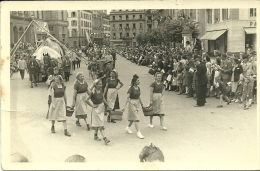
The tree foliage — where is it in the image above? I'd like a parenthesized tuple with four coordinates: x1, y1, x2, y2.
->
(137, 17, 200, 46)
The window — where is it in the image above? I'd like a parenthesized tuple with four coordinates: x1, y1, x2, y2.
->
(207, 9, 212, 24)
(119, 24, 122, 29)
(140, 23, 143, 29)
(73, 41, 77, 46)
(190, 9, 196, 20)
(42, 11, 44, 20)
(113, 24, 115, 28)
(81, 21, 83, 27)
(71, 20, 77, 26)
(126, 15, 129, 20)
(119, 16, 122, 20)
(214, 9, 220, 23)
(133, 15, 135, 19)
(90, 23, 91, 28)
(62, 34, 65, 43)
(113, 33, 116, 39)
(113, 16, 115, 20)
(120, 33, 122, 39)
(148, 16, 152, 20)
(81, 12, 83, 18)
(37, 11, 39, 18)
(133, 33, 136, 38)
(148, 25, 152, 29)
(82, 29, 84, 36)
(133, 23, 136, 29)
(139, 15, 142, 19)
(250, 8, 256, 17)
(71, 12, 76, 17)
(62, 27, 65, 32)
(222, 9, 228, 20)
(72, 29, 77, 36)
(126, 33, 129, 38)
(61, 11, 64, 20)
(49, 26, 54, 31)
(126, 24, 129, 29)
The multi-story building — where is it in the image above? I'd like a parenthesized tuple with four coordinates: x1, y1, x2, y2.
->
(10, 11, 44, 46)
(92, 10, 108, 46)
(44, 11, 69, 46)
(67, 10, 92, 48)
(10, 11, 69, 47)
(103, 16, 110, 46)
(109, 9, 146, 46)
(200, 8, 256, 54)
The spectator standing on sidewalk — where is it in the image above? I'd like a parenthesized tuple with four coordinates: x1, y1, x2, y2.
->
(18, 56, 27, 80)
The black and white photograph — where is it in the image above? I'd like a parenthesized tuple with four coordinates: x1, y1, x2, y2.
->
(1, 1, 259, 170)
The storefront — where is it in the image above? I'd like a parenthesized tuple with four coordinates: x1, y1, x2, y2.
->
(200, 20, 256, 55)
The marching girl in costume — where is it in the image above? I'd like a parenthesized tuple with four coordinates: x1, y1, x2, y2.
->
(71, 72, 91, 130)
(148, 72, 167, 130)
(104, 70, 124, 123)
(122, 74, 145, 139)
(85, 79, 111, 145)
(47, 75, 71, 137)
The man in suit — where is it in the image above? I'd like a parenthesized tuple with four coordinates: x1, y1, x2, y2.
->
(63, 56, 71, 82)
(220, 54, 232, 84)
(185, 54, 195, 98)
(194, 58, 208, 107)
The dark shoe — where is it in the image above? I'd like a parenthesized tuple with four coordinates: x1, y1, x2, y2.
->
(103, 137, 110, 145)
(111, 120, 116, 123)
(107, 116, 111, 123)
(51, 126, 55, 133)
(30, 85, 33, 88)
(64, 129, 71, 137)
(217, 105, 223, 108)
(94, 134, 101, 141)
(178, 93, 182, 95)
(227, 101, 231, 105)
(76, 121, 81, 127)
(87, 124, 91, 131)
(244, 106, 248, 110)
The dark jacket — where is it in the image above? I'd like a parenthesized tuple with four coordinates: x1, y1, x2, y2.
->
(196, 63, 208, 86)
(185, 59, 195, 78)
(232, 64, 243, 82)
(63, 59, 71, 72)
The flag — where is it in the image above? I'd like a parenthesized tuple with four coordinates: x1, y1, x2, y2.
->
(85, 30, 92, 44)
(34, 21, 49, 33)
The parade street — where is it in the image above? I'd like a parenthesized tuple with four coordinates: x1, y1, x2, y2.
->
(10, 54, 257, 168)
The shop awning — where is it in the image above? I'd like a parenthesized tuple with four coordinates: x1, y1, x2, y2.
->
(208, 30, 226, 40)
(200, 32, 212, 40)
(200, 30, 226, 40)
(244, 28, 256, 34)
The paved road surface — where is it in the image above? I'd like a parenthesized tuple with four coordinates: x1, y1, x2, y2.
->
(10, 54, 258, 169)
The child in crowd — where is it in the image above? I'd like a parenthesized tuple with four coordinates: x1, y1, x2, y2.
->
(233, 74, 244, 103)
(177, 70, 183, 95)
(215, 76, 231, 108)
(242, 76, 252, 110)
(165, 70, 173, 91)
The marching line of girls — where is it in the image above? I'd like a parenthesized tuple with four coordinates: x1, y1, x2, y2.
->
(47, 70, 167, 144)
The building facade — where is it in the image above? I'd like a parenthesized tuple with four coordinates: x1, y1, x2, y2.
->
(44, 11, 69, 46)
(200, 8, 257, 54)
(92, 10, 106, 46)
(103, 16, 110, 46)
(67, 10, 92, 48)
(10, 11, 69, 48)
(109, 9, 146, 46)
(10, 11, 44, 46)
